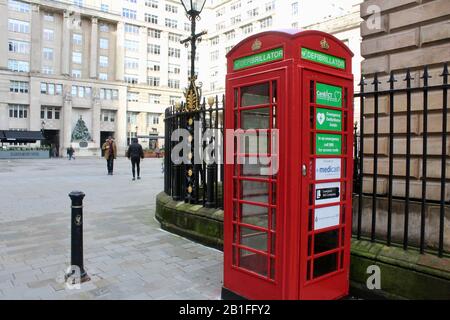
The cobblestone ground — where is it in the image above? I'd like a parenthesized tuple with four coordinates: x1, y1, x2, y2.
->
(0, 157, 223, 300)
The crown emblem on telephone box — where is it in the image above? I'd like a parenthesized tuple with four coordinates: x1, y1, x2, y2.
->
(320, 38, 330, 50)
(252, 39, 262, 51)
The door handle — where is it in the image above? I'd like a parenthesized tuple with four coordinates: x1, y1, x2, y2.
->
(302, 164, 307, 177)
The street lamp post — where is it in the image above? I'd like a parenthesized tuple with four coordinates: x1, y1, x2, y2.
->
(179, 0, 207, 204)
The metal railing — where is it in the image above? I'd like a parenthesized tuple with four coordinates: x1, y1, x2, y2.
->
(164, 95, 225, 209)
(355, 63, 449, 257)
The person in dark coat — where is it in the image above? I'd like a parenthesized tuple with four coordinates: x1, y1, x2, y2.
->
(126, 138, 144, 181)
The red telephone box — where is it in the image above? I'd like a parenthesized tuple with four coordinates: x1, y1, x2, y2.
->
(223, 30, 354, 300)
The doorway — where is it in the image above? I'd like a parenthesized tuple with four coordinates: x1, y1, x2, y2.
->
(42, 130, 60, 157)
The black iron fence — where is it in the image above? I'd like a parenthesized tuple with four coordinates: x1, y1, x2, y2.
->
(163, 64, 449, 257)
(164, 96, 225, 209)
(355, 63, 449, 257)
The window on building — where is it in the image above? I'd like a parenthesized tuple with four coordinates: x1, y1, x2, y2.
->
(8, 0, 30, 12)
(8, 39, 30, 54)
(230, 1, 241, 11)
(122, 8, 137, 20)
(168, 64, 180, 74)
(43, 47, 54, 61)
(8, 19, 30, 33)
(10, 81, 29, 93)
(41, 83, 63, 95)
(99, 23, 109, 32)
(169, 96, 181, 105)
(145, 14, 158, 24)
(42, 66, 54, 75)
(8, 59, 29, 72)
(99, 73, 108, 81)
(72, 69, 81, 78)
(210, 50, 219, 61)
(241, 24, 253, 35)
(125, 23, 139, 34)
(100, 88, 119, 100)
(165, 18, 177, 29)
(165, 4, 177, 13)
(72, 52, 82, 64)
(230, 15, 241, 25)
(99, 38, 109, 49)
(124, 39, 139, 52)
(148, 44, 161, 55)
(260, 16, 272, 29)
(225, 46, 233, 54)
(168, 79, 180, 89)
(40, 106, 61, 120)
(225, 30, 235, 41)
(148, 61, 160, 71)
(210, 37, 219, 46)
(44, 12, 55, 22)
(149, 94, 160, 104)
(127, 91, 139, 102)
(8, 104, 28, 119)
(247, 8, 258, 17)
(147, 76, 160, 87)
(74, 0, 83, 7)
(124, 75, 138, 84)
(145, 0, 158, 8)
(101, 110, 116, 122)
(127, 112, 138, 124)
(216, 7, 225, 17)
(99, 55, 109, 68)
(292, 2, 298, 15)
(168, 47, 180, 58)
(73, 33, 82, 45)
(265, 1, 275, 11)
(216, 22, 225, 31)
(148, 28, 161, 38)
(100, 4, 109, 12)
(148, 113, 160, 125)
(168, 33, 181, 42)
(43, 28, 54, 41)
(184, 23, 191, 32)
(71, 85, 92, 98)
(124, 57, 139, 69)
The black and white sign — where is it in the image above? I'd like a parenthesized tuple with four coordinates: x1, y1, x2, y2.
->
(314, 206, 340, 230)
(315, 182, 341, 205)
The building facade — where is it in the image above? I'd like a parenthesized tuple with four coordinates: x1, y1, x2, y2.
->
(198, 0, 362, 105)
(0, 0, 191, 156)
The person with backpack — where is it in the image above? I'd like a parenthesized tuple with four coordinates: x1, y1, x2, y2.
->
(126, 138, 144, 181)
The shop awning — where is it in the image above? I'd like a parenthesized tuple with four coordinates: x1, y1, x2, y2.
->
(0, 131, 45, 143)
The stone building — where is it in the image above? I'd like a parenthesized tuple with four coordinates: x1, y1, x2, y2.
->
(0, 0, 190, 156)
(359, 0, 450, 250)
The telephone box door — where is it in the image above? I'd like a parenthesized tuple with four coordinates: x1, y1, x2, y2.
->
(224, 69, 286, 300)
(298, 70, 353, 300)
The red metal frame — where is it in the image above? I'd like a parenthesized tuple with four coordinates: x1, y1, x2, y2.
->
(224, 30, 354, 300)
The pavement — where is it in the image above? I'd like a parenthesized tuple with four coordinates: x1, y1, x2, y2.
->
(0, 157, 223, 300)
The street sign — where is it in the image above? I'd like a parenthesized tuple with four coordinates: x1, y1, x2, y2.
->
(316, 134, 342, 155)
(316, 83, 343, 108)
(316, 108, 342, 131)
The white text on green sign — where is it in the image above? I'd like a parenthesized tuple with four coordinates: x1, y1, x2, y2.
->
(233, 48, 284, 70)
(301, 47, 346, 69)
(316, 134, 342, 155)
(316, 83, 343, 108)
(316, 108, 342, 131)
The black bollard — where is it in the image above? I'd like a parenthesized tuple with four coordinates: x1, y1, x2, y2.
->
(67, 191, 90, 283)
(205, 164, 216, 208)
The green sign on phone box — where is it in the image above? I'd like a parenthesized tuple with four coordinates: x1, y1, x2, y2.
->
(316, 134, 342, 155)
(316, 83, 342, 108)
(316, 108, 342, 131)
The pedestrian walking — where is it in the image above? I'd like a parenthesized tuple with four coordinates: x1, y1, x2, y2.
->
(155, 146, 161, 158)
(126, 138, 144, 181)
(67, 146, 75, 160)
(102, 136, 117, 175)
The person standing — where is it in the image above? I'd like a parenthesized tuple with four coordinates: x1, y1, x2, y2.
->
(102, 136, 117, 175)
(67, 146, 75, 160)
(126, 138, 144, 181)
